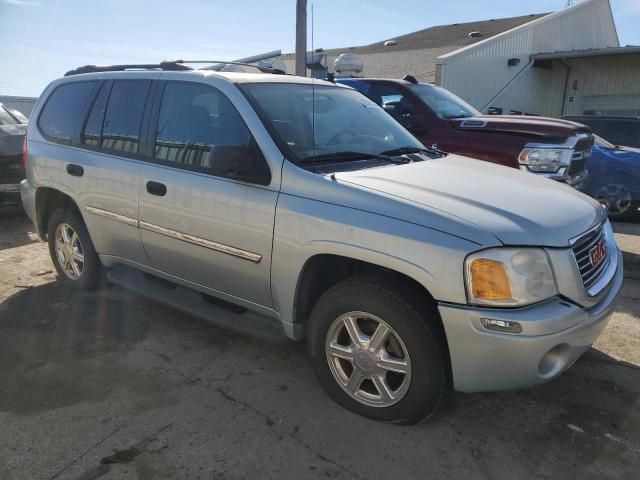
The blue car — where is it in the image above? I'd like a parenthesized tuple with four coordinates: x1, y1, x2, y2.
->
(583, 135, 640, 221)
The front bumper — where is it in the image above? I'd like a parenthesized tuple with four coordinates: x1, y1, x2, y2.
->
(521, 166, 588, 190)
(439, 249, 623, 393)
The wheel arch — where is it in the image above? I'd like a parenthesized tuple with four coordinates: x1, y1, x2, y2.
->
(292, 252, 445, 340)
(35, 187, 82, 239)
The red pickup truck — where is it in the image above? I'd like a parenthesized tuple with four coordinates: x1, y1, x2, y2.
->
(337, 77, 592, 188)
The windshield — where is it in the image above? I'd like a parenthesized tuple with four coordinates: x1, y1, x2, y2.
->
(0, 105, 19, 126)
(409, 84, 480, 119)
(594, 134, 617, 149)
(242, 83, 424, 163)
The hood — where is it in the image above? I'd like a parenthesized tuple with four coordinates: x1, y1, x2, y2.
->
(451, 115, 590, 141)
(589, 145, 640, 171)
(335, 155, 604, 247)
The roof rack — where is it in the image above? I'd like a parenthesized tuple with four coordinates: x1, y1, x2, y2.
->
(177, 60, 286, 75)
(64, 61, 192, 76)
(63, 59, 286, 77)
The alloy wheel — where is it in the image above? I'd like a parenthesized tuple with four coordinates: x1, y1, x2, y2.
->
(54, 223, 85, 280)
(325, 311, 412, 407)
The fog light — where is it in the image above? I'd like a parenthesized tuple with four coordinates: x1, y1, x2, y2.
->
(480, 318, 522, 334)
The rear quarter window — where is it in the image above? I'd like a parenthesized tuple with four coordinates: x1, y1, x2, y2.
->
(38, 81, 96, 144)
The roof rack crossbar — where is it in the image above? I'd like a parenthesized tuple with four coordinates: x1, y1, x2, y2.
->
(171, 59, 286, 75)
(64, 61, 192, 76)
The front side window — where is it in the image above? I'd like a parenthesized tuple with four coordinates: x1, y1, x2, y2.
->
(154, 82, 261, 174)
(366, 84, 416, 119)
(242, 83, 424, 164)
(38, 82, 96, 144)
(101, 80, 150, 154)
(409, 84, 480, 119)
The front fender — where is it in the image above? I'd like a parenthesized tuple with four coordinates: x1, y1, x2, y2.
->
(270, 193, 482, 337)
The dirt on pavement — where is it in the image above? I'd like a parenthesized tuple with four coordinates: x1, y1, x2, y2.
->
(0, 210, 639, 480)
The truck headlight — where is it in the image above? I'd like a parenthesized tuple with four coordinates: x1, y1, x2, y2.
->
(465, 248, 557, 307)
(518, 148, 572, 173)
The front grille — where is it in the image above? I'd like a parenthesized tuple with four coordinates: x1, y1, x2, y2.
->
(567, 134, 593, 177)
(572, 224, 609, 290)
(574, 134, 594, 152)
(568, 157, 587, 175)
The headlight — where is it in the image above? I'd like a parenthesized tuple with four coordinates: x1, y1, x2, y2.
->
(518, 147, 573, 173)
(465, 248, 557, 307)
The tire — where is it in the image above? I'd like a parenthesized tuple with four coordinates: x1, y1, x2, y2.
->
(47, 207, 102, 290)
(307, 274, 450, 424)
(593, 181, 639, 222)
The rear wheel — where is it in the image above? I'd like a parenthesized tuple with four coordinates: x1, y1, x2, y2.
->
(47, 208, 102, 290)
(308, 275, 450, 424)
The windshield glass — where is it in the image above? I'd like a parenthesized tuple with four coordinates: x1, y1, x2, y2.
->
(409, 84, 480, 119)
(594, 134, 617, 149)
(242, 83, 424, 163)
(0, 105, 19, 126)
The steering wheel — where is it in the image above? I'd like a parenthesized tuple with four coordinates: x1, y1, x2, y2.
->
(327, 129, 358, 145)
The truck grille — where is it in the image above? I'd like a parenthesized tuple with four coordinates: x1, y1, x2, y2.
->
(572, 223, 609, 290)
(568, 157, 587, 175)
(568, 134, 593, 177)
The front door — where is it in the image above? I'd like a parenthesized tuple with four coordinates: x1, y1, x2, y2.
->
(138, 81, 277, 308)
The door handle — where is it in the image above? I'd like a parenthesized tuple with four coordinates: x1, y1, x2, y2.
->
(146, 181, 167, 196)
(66, 164, 84, 177)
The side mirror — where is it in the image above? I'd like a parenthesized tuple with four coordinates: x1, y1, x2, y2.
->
(209, 144, 271, 185)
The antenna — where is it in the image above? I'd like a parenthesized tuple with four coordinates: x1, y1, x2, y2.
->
(311, 2, 317, 169)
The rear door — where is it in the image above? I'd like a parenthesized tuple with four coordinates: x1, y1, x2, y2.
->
(137, 79, 278, 308)
(35, 77, 156, 265)
(74, 78, 155, 265)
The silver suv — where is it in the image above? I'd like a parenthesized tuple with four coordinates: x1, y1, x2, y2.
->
(21, 62, 623, 424)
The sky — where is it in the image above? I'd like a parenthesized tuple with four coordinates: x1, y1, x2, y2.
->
(1, 0, 639, 97)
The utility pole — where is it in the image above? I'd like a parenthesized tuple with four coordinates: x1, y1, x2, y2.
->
(295, 0, 307, 76)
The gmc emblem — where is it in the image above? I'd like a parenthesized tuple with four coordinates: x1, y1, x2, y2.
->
(589, 240, 606, 268)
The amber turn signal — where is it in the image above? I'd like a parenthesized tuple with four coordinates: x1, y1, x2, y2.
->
(469, 258, 512, 301)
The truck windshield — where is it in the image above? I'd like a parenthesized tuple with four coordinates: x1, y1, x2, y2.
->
(242, 83, 425, 164)
(409, 84, 480, 120)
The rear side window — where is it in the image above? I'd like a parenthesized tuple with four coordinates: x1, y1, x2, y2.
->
(81, 83, 110, 147)
(38, 82, 96, 144)
(101, 80, 150, 154)
(154, 82, 254, 169)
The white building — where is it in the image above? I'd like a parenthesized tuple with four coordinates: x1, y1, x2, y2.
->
(279, 0, 638, 119)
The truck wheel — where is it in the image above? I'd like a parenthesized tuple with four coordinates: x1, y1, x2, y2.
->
(47, 207, 102, 290)
(307, 275, 450, 424)
(595, 182, 639, 221)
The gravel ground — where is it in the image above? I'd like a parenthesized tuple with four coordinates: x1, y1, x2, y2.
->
(0, 210, 638, 480)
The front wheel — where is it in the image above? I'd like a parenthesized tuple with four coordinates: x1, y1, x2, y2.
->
(308, 275, 450, 424)
(47, 207, 103, 290)
(595, 182, 639, 221)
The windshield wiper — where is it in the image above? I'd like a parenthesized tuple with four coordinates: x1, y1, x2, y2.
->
(302, 151, 409, 164)
(380, 146, 445, 158)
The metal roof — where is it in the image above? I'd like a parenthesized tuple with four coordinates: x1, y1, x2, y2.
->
(281, 13, 548, 59)
(532, 46, 640, 60)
